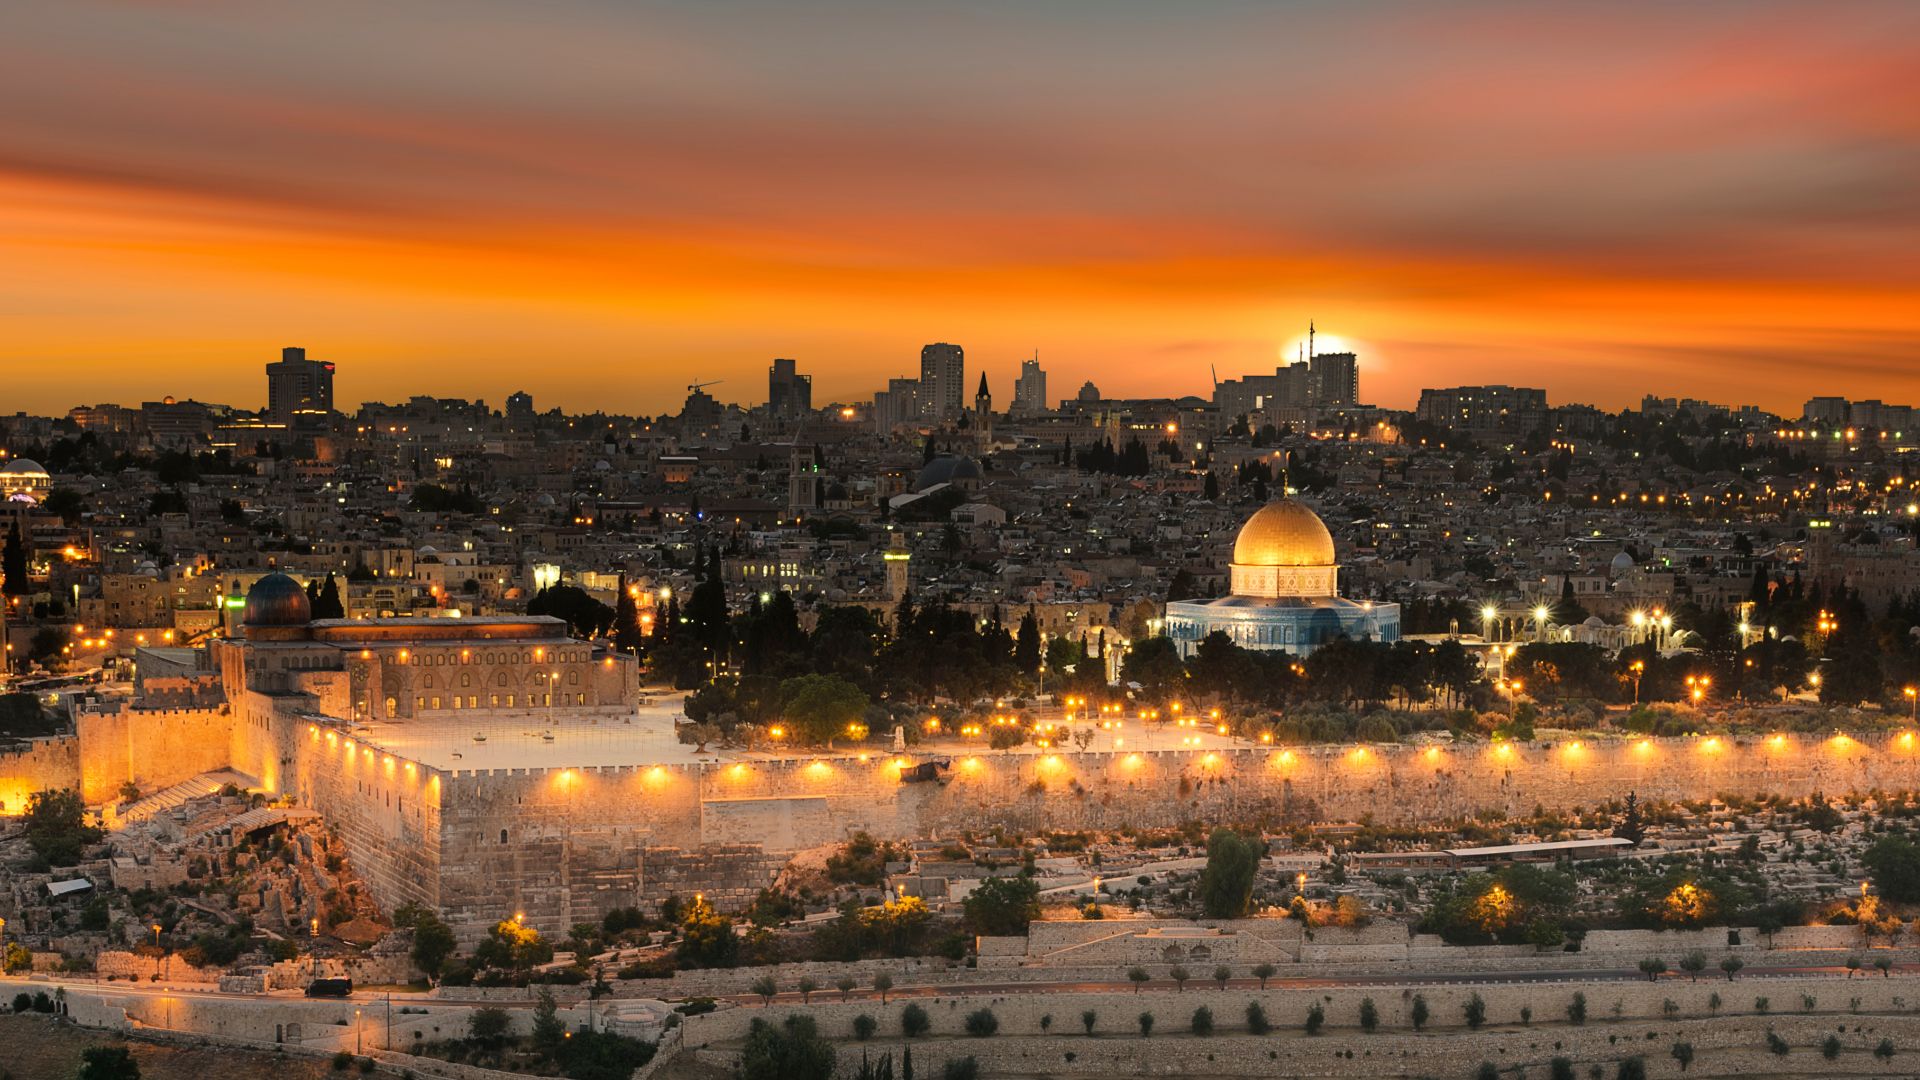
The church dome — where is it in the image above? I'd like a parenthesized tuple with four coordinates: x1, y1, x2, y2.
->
(1232, 499, 1335, 568)
(913, 454, 982, 492)
(242, 572, 311, 627)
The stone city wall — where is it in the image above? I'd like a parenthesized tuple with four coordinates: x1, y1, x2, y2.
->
(416, 732, 1920, 936)
(228, 699, 446, 918)
(73, 704, 233, 805)
(0, 734, 81, 814)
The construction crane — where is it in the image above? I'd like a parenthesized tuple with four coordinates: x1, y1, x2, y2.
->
(687, 379, 724, 393)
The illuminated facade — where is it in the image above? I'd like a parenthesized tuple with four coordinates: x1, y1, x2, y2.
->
(1163, 498, 1398, 658)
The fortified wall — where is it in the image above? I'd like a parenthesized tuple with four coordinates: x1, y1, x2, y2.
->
(418, 730, 1919, 938)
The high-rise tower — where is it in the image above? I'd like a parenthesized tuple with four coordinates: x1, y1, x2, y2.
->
(919, 343, 964, 420)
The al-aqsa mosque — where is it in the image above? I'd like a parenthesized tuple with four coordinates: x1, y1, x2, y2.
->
(1163, 496, 1399, 657)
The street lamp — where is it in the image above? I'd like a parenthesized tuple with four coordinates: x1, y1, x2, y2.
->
(1685, 674, 1711, 705)
(1499, 679, 1523, 719)
(1629, 661, 1645, 705)
(1906, 686, 1917, 723)
(1481, 605, 1497, 642)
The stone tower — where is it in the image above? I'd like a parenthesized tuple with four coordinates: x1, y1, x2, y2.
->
(884, 531, 911, 601)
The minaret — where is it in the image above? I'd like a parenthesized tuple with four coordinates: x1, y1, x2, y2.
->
(884, 532, 911, 601)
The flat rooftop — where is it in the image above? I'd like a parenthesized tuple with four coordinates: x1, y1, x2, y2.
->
(336, 693, 1253, 774)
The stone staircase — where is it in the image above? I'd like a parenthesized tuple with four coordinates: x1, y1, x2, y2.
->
(111, 769, 257, 825)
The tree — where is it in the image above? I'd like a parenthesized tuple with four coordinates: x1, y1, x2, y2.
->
(964, 1008, 998, 1037)
(531, 988, 567, 1056)
(1128, 966, 1150, 993)
(676, 896, 738, 968)
(852, 1014, 877, 1041)
(23, 789, 103, 868)
(1137, 1012, 1154, 1038)
(311, 573, 346, 620)
(1463, 992, 1486, 1029)
(468, 1007, 512, 1048)
(739, 1015, 836, 1080)
(1169, 965, 1190, 992)
(612, 580, 644, 654)
(1251, 962, 1276, 989)
(1304, 1002, 1325, 1035)
(1245, 1002, 1270, 1035)
(780, 674, 871, 745)
(1679, 950, 1706, 981)
(1190, 1005, 1214, 1036)
(836, 975, 858, 1001)
(1638, 956, 1668, 982)
(963, 876, 1041, 936)
(2, 522, 27, 597)
(750, 975, 777, 1005)
(1199, 829, 1262, 918)
(900, 1002, 929, 1038)
(1671, 1041, 1694, 1072)
(1862, 834, 1920, 903)
(77, 1047, 141, 1080)
(1212, 965, 1232, 990)
(1358, 997, 1379, 1033)
(1081, 1009, 1097, 1035)
(874, 972, 894, 1004)
(1617, 1057, 1647, 1080)
(1567, 992, 1587, 1024)
(1410, 994, 1429, 1030)
(1720, 955, 1745, 981)
(410, 910, 458, 981)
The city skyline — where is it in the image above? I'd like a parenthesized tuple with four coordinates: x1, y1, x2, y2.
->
(5, 2, 1918, 415)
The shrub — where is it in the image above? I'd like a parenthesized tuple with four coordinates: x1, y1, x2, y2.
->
(852, 1014, 877, 1041)
(1549, 1058, 1574, 1080)
(332, 1052, 353, 1071)
(901, 1003, 931, 1038)
(1463, 992, 1486, 1029)
(1040, 1013, 1052, 1032)
(1822, 1034, 1842, 1060)
(963, 1009, 998, 1037)
(1190, 1006, 1213, 1036)
(1766, 1029, 1789, 1056)
(1081, 1009, 1097, 1035)
(941, 1059, 979, 1080)
(1245, 1002, 1270, 1035)
(1616, 1057, 1646, 1080)
(1411, 994, 1429, 1031)
(1670, 1041, 1693, 1072)
(1358, 997, 1378, 1032)
(1875, 1037, 1895, 1060)
(1476, 1063, 1498, 1080)
(1138, 1011, 1154, 1038)
(1567, 992, 1587, 1025)
(1755, 996, 1769, 1014)
(1304, 1002, 1324, 1035)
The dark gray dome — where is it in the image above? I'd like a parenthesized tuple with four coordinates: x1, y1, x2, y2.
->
(243, 572, 311, 627)
(913, 454, 982, 492)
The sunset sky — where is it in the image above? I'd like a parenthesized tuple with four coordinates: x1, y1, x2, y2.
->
(3, 2, 1917, 417)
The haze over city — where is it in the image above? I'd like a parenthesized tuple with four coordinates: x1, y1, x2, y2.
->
(5, 1, 1919, 415)
(10, 6, 1920, 1080)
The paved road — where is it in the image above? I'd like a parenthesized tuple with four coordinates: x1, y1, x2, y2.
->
(724, 961, 1908, 1006)
(13, 959, 1904, 1013)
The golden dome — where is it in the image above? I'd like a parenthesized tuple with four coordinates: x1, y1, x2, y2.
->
(1231, 499, 1335, 567)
